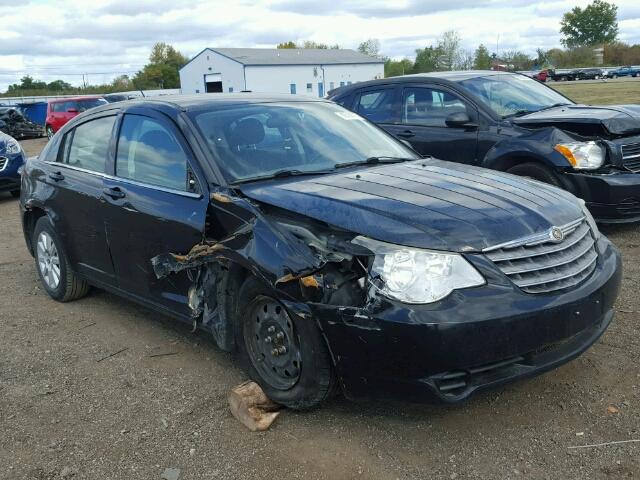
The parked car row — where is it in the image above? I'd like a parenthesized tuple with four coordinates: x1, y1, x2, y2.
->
(541, 66, 640, 82)
(15, 82, 624, 409)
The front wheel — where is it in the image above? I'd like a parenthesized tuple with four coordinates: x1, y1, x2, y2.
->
(235, 276, 336, 410)
(45, 125, 54, 139)
(507, 162, 562, 188)
(33, 216, 90, 302)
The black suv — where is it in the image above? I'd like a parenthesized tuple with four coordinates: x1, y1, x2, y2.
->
(328, 71, 640, 223)
(20, 95, 621, 408)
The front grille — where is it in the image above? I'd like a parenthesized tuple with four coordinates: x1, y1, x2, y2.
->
(621, 142, 640, 172)
(0, 156, 7, 172)
(484, 218, 597, 294)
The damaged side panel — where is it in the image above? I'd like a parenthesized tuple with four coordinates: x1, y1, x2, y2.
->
(151, 190, 372, 352)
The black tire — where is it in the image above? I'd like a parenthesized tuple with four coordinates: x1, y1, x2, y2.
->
(235, 276, 336, 410)
(612, 74, 618, 79)
(32, 216, 90, 302)
(10, 190, 20, 198)
(507, 162, 562, 188)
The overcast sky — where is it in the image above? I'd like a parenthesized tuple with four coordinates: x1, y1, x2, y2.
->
(1, 0, 640, 91)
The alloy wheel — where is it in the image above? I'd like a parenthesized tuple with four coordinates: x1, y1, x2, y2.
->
(37, 231, 61, 289)
(245, 296, 302, 390)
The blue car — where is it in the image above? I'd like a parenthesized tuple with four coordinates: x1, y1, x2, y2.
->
(610, 66, 640, 78)
(0, 129, 25, 197)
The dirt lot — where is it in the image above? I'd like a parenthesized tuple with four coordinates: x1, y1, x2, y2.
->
(1, 138, 639, 480)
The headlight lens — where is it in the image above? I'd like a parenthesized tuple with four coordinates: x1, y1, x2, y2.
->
(555, 141, 604, 170)
(5, 139, 21, 154)
(352, 236, 485, 304)
(581, 201, 600, 239)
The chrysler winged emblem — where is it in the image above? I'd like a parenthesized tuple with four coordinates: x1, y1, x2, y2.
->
(550, 227, 564, 242)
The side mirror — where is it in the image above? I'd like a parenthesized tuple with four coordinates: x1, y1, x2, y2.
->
(445, 111, 475, 128)
(66, 108, 78, 113)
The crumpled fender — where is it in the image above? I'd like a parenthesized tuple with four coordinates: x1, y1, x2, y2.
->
(482, 127, 589, 171)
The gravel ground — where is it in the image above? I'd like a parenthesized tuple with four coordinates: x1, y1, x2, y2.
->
(1, 138, 639, 480)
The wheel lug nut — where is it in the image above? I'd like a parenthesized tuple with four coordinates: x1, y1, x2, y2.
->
(264, 336, 273, 343)
(278, 346, 287, 355)
(276, 332, 284, 340)
(267, 326, 276, 333)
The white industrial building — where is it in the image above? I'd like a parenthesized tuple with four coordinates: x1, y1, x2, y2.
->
(179, 48, 384, 97)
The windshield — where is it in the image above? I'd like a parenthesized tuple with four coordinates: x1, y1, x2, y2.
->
(191, 101, 418, 183)
(459, 74, 573, 118)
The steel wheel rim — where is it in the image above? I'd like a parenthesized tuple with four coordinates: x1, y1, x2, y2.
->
(245, 296, 302, 390)
(37, 231, 61, 289)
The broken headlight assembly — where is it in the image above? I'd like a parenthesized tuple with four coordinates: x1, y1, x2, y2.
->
(352, 236, 485, 304)
(5, 138, 21, 154)
(554, 141, 605, 170)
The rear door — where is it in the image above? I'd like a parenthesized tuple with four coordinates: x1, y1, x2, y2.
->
(102, 109, 209, 316)
(384, 84, 479, 164)
(42, 114, 117, 284)
(352, 86, 400, 127)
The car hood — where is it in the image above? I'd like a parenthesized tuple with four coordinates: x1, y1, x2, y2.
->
(513, 104, 640, 137)
(238, 159, 583, 252)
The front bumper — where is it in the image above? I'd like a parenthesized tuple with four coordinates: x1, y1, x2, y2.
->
(313, 236, 621, 403)
(0, 152, 24, 192)
(564, 170, 640, 223)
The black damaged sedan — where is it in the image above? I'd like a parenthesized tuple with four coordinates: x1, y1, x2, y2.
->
(20, 95, 621, 408)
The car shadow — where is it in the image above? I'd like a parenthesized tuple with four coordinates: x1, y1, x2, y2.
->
(0, 192, 19, 204)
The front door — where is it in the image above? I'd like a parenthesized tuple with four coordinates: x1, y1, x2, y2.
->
(42, 114, 117, 284)
(384, 85, 479, 164)
(102, 111, 209, 317)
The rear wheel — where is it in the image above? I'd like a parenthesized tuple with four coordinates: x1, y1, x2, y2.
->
(33, 216, 90, 302)
(235, 276, 336, 410)
(507, 162, 562, 188)
(45, 125, 54, 139)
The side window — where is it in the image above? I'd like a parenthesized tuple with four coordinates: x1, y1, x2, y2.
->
(116, 115, 189, 191)
(402, 87, 468, 127)
(52, 103, 65, 113)
(356, 89, 396, 123)
(64, 116, 116, 172)
(63, 101, 77, 112)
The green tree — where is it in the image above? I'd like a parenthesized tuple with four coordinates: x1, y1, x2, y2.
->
(473, 44, 492, 70)
(277, 41, 297, 49)
(413, 45, 444, 73)
(47, 80, 72, 91)
(384, 58, 414, 77)
(358, 39, 381, 57)
(133, 42, 188, 89)
(560, 0, 618, 48)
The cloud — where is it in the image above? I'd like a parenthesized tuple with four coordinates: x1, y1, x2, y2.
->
(0, 0, 639, 91)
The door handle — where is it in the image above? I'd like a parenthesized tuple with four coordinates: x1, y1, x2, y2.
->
(48, 171, 64, 182)
(397, 130, 415, 138)
(102, 187, 126, 200)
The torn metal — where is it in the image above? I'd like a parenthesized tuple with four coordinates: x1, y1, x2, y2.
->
(151, 190, 372, 351)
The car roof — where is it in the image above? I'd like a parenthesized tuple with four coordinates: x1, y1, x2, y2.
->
(327, 70, 514, 97)
(49, 96, 104, 103)
(84, 93, 332, 115)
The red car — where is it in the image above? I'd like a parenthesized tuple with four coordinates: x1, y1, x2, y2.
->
(533, 70, 549, 82)
(45, 96, 107, 139)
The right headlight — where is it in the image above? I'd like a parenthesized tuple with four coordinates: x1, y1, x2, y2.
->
(555, 141, 605, 170)
(352, 236, 485, 304)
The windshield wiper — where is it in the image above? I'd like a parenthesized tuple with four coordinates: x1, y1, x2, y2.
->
(232, 168, 335, 185)
(532, 102, 572, 113)
(334, 156, 416, 169)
